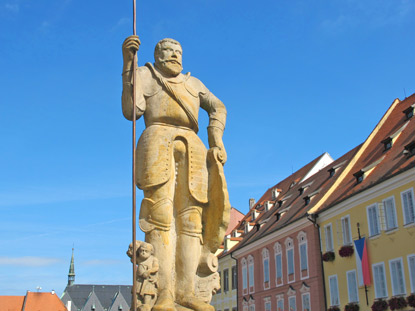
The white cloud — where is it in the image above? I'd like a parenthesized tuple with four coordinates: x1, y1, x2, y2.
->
(0, 256, 62, 267)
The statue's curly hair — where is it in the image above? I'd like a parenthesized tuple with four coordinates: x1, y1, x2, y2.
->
(154, 38, 182, 60)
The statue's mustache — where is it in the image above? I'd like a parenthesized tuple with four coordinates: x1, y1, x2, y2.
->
(163, 59, 182, 66)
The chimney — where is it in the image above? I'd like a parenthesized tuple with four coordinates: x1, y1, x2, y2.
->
(249, 198, 256, 209)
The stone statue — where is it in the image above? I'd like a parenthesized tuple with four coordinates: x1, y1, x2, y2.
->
(127, 241, 159, 311)
(122, 36, 231, 311)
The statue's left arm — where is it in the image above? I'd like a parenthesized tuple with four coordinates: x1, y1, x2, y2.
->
(200, 90, 227, 165)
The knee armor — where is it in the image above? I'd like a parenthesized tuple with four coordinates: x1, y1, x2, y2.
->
(139, 198, 173, 232)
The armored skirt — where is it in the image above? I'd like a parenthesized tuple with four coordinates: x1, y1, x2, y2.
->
(136, 124, 209, 204)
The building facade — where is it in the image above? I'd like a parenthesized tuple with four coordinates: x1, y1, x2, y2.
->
(211, 207, 244, 311)
(312, 94, 415, 310)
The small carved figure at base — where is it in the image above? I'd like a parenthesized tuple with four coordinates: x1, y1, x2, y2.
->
(127, 241, 159, 311)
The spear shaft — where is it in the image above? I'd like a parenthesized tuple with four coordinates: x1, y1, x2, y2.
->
(131, 0, 137, 310)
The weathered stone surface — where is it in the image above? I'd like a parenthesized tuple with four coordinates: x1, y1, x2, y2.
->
(122, 36, 230, 311)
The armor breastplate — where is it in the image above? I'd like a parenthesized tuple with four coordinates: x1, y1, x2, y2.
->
(144, 82, 200, 130)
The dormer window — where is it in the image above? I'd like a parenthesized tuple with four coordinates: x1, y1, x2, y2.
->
(251, 209, 259, 220)
(404, 141, 415, 156)
(354, 171, 364, 184)
(403, 105, 414, 120)
(299, 188, 304, 195)
(382, 137, 393, 151)
(272, 188, 281, 200)
(328, 160, 346, 178)
(304, 196, 311, 206)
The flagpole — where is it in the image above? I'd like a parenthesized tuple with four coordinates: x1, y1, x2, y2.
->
(131, 0, 138, 310)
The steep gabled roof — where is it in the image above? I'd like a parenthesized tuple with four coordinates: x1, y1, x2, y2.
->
(23, 292, 67, 311)
(61, 285, 132, 311)
(231, 146, 359, 253)
(312, 93, 415, 213)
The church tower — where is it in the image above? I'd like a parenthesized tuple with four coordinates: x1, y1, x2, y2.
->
(68, 248, 75, 286)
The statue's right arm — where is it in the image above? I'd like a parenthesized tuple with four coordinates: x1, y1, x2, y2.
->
(121, 36, 146, 121)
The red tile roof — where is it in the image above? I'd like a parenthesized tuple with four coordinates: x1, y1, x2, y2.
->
(316, 94, 415, 213)
(0, 296, 24, 311)
(23, 292, 67, 311)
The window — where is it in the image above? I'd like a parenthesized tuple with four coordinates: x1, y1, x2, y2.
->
(403, 105, 414, 120)
(346, 270, 359, 303)
(401, 188, 415, 225)
(248, 255, 255, 292)
(325, 224, 334, 251)
(383, 137, 393, 151)
(404, 141, 415, 156)
(300, 242, 308, 271)
(286, 238, 295, 282)
(329, 275, 340, 306)
(383, 197, 398, 230)
(231, 266, 237, 290)
(262, 248, 270, 286)
(287, 249, 294, 275)
(341, 216, 352, 245)
(408, 255, 415, 293)
(242, 258, 248, 293)
(277, 297, 284, 311)
(390, 258, 406, 296)
(373, 262, 388, 298)
(223, 268, 229, 292)
(288, 296, 296, 311)
(217, 271, 221, 294)
(264, 300, 271, 311)
(275, 242, 283, 286)
(249, 304, 255, 311)
(354, 171, 364, 184)
(298, 231, 308, 279)
(367, 204, 380, 236)
(302, 293, 311, 311)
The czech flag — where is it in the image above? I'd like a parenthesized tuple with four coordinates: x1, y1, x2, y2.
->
(354, 237, 371, 286)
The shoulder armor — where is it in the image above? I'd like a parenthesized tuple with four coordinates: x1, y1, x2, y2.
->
(185, 76, 209, 98)
(139, 66, 161, 97)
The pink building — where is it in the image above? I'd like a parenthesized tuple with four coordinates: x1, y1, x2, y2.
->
(231, 148, 358, 311)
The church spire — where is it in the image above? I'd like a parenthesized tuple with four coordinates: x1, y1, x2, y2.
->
(68, 247, 75, 286)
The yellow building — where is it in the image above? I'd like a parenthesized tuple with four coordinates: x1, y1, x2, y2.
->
(310, 94, 415, 310)
(211, 208, 244, 311)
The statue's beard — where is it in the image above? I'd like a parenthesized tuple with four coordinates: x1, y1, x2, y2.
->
(155, 60, 183, 77)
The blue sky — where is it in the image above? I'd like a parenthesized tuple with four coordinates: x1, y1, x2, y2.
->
(1, 0, 414, 296)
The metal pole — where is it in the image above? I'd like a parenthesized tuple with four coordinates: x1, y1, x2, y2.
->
(131, 0, 138, 310)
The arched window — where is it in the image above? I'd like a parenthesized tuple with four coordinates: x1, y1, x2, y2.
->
(241, 258, 248, 295)
(274, 242, 283, 286)
(297, 231, 309, 279)
(262, 248, 270, 288)
(285, 237, 295, 283)
(248, 255, 255, 293)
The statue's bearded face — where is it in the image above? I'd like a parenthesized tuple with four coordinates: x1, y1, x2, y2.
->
(155, 41, 183, 77)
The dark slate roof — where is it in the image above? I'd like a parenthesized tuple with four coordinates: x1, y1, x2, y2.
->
(61, 284, 132, 311)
